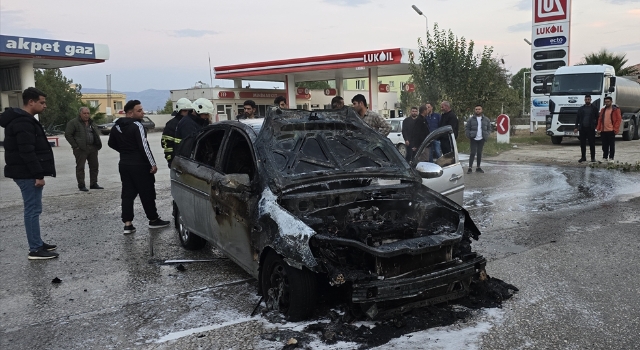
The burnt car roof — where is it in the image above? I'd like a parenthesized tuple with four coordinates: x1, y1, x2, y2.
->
(254, 107, 415, 191)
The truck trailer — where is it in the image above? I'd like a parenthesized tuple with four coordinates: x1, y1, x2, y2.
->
(544, 64, 640, 144)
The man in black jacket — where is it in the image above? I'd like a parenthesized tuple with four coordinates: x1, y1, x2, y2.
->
(439, 101, 458, 154)
(574, 94, 599, 163)
(161, 98, 192, 167)
(108, 100, 169, 234)
(402, 106, 429, 162)
(0, 87, 59, 260)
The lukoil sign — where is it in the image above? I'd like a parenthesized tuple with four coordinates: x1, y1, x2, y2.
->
(535, 0, 568, 23)
(0, 35, 97, 59)
(536, 24, 566, 35)
(363, 51, 394, 63)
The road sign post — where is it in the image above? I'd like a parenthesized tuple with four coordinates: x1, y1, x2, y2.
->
(496, 114, 510, 143)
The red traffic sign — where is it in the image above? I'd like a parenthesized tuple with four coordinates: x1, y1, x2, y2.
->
(496, 114, 510, 135)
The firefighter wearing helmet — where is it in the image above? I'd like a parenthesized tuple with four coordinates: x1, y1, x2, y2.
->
(174, 98, 213, 154)
(161, 98, 192, 167)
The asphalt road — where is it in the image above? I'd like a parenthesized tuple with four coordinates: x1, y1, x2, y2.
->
(1, 132, 639, 349)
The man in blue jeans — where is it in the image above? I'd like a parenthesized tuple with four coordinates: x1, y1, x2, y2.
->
(465, 104, 491, 173)
(0, 87, 58, 259)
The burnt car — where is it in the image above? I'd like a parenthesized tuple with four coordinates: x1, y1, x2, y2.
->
(170, 108, 485, 321)
(97, 117, 155, 134)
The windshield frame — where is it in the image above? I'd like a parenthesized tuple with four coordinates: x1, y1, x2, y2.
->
(255, 107, 415, 191)
(550, 73, 604, 96)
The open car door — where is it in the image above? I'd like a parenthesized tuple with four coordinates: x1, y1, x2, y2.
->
(413, 126, 465, 206)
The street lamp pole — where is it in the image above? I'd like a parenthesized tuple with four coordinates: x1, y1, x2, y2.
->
(412, 5, 428, 41)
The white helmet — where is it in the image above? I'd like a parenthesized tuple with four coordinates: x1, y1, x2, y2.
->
(174, 98, 193, 112)
(192, 98, 214, 115)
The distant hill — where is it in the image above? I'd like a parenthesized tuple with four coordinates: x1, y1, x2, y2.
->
(81, 88, 170, 112)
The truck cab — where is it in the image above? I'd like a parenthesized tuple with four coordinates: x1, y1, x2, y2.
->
(545, 64, 640, 144)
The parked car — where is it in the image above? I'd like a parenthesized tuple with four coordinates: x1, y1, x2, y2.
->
(170, 108, 484, 321)
(386, 117, 407, 157)
(96, 117, 156, 135)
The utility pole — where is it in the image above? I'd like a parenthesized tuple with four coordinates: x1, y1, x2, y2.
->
(106, 74, 112, 117)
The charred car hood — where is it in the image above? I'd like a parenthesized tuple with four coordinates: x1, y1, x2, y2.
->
(255, 108, 414, 192)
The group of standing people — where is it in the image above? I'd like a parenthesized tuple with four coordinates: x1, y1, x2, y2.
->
(399, 101, 490, 173)
(574, 95, 622, 163)
(1, 88, 212, 260)
(402, 101, 462, 162)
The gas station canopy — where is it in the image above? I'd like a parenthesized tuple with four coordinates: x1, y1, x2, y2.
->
(214, 48, 413, 82)
(0, 35, 110, 143)
(0, 35, 110, 69)
(214, 48, 415, 112)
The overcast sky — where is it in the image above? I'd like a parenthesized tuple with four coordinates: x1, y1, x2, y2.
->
(1, 0, 639, 92)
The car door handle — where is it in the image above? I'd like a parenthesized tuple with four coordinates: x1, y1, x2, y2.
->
(174, 169, 183, 175)
(449, 174, 462, 182)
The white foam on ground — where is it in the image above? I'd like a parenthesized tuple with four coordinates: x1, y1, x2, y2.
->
(370, 308, 504, 350)
(155, 316, 255, 343)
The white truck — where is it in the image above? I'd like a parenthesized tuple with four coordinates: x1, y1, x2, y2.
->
(544, 64, 640, 144)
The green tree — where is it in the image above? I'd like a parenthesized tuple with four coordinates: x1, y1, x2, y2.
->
(159, 98, 173, 114)
(580, 49, 639, 76)
(510, 68, 531, 117)
(34, 69, 83, 132)
(295, 81, 331, 90)
(399, 79, 421, 113)
(409, 23, 521, 131)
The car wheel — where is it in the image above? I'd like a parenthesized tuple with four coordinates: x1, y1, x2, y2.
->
(551, 136, 563, 145)
(175, 205, 206, 250)
(623, 121, 634, 141)
(396, 143, 407, 157)
(261, 250, 317, 321)
(633, 120, 639, 140)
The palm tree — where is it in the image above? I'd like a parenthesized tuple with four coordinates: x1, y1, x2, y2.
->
(580, 49, 639, 76)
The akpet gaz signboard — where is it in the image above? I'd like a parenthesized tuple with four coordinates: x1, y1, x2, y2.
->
(0, 35, 107, 60)
(530, 0, 571, 122)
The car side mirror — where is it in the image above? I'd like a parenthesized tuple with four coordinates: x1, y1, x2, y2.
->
(218, 174, 251, 192)
(415, 162, 443, 179)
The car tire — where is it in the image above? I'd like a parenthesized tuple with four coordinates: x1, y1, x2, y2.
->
(633, 119, 639, 140)
(175, 205, 206, 250)
(551, 136, 563, 145)
(396, 143, 407, 158)
(261, 250, 317, 321)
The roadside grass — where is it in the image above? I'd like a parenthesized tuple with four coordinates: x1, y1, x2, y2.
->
(590, 160, 640, 172)
(457, 129, 552, 156)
